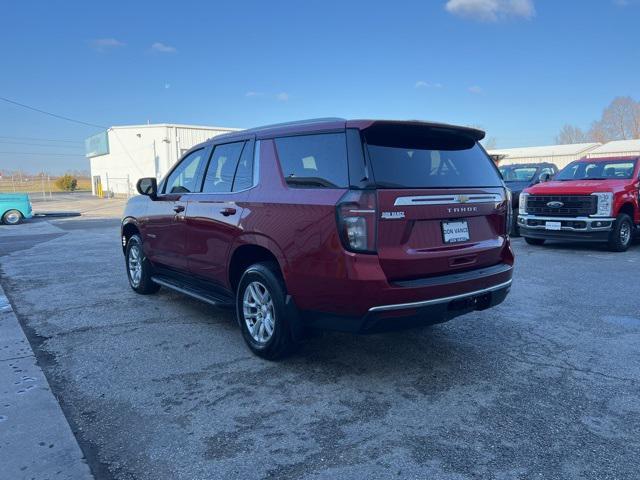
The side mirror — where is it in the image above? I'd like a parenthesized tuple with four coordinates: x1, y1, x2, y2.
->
(136, 177, 158, 199)
(538, 172, 551, 183)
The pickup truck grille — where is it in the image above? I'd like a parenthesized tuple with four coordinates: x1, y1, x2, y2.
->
(526, 195, 596, 217)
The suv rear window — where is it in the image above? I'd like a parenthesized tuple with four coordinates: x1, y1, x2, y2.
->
(275, 133, 348, 188)
(363, 127, 502, 189)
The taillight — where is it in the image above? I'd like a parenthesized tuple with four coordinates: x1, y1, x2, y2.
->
(336, 190, 377, 253)
(505, 188, 512, 236)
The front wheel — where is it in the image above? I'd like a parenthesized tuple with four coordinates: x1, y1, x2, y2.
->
(236, 262, 295, 360)
(524, 237, 545, 246)
(607, 213, 633, 252)
(125, 234, 160, 294)
(2, 209, 23, 225)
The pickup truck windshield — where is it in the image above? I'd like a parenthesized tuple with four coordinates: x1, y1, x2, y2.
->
(555, 160, 637, 181)
(499, 166, 537, 182)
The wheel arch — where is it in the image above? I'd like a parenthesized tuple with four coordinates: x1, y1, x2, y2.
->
(121, 218, 141, 253)
(228, 235, 288, 292)
(618, 202, 635, 220)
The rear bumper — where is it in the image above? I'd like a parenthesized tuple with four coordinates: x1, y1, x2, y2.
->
(302, 278, 511, 333)
(299, 264, 513, 333)
(518, 214, 613, 242)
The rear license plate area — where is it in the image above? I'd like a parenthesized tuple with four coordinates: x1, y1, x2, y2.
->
(442, 220, 470, 244)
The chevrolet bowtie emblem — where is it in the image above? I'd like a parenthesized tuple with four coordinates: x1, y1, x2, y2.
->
(458, 195, 470, 203)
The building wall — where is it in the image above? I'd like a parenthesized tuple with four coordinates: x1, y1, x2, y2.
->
(497, 153, 590, 169)
(89, 125, 236, 196)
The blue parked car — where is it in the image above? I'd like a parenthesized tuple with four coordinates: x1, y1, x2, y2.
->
(0, 193, 33, 225)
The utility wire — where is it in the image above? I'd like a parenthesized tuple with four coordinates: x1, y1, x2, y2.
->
(0, 140, 83, 149)
(0, 151, 83, 157)
(0, 96, 106, 129)
(0, 135, 83, 144)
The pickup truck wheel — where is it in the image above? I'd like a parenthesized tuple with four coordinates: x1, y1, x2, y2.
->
(607, 213, 633, 252)
(125, 234, 160, 294)
(237, 262, 295, 360)
(2, 210, 23, 225)
(524, 237, 545, 246)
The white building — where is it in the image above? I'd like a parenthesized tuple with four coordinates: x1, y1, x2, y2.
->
(586, 139, 640, 159)
(86, 123, 239, 196)
(488, 143, 601, 169)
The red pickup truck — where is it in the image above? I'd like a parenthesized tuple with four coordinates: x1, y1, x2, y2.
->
(518, 156, 639, 252)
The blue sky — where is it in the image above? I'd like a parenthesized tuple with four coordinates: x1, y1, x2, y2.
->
(1, 0, 639, 173)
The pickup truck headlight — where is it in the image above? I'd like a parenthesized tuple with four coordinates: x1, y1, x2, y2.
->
(518, 192, 529, 215)
(591, 192, 613, 217)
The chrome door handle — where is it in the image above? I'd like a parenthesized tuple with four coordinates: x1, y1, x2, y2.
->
(220, 207, 236, 216)
(173, 205, 185, 213)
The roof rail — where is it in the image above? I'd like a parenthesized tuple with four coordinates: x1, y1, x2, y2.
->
(247, 117, 345, 131)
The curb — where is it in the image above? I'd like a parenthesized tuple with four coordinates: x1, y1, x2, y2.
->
(0, 284, 94, 480)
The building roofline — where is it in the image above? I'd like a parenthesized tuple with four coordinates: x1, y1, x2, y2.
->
(108, 123, 241, 131)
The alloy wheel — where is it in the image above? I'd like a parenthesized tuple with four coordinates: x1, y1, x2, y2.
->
(620, 221, 631, 246)
(128, 244, 143, 287)
(243, 281, 275, 344)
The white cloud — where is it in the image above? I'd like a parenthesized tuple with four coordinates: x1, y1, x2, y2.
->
(415, 81, 443, 88)
(445, 0, 535, 22)
(151, 42, 177, 53)
(91, 38, 126, 51)
(245, 91, 263, 97)
(468, 85, 484, 94)
(276, 92, 289, 102)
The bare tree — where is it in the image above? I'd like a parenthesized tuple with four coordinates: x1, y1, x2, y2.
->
(588, 120, 609, 144)
(555, 96, 640, 144)
(555, 124, 587, 144)
(483, 137, 498, 150)
(598, 96, 640, 140)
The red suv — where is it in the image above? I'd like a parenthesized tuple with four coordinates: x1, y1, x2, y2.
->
(122, 119, 514, 359)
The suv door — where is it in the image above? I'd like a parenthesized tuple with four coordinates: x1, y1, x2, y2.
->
(143, 147, 209, 271)
(186, 139, 256, 285)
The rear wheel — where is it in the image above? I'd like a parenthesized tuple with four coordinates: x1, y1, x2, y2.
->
(2, 210, 23, 225)
(524, 237, 545, 246)
(236, 262, 295, 360)
(125, 234, 160, 294)
(607, 213, 633, 252)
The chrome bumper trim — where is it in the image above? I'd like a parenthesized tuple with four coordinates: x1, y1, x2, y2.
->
(394, 193, 503, 206)
(368, 279, 512, 313)
(518, 214, 614, 232)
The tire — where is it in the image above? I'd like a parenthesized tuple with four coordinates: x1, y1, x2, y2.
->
(607, 213, 633, 252)
(236, 262, 295, 360)
(524, 237, 545, 246)
(510, 209, 520, 237)
(2, 210, 23, 225)
(125, 234, 160, 294)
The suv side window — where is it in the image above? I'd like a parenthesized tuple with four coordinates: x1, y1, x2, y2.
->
(274, 133, 348, 188)
(165, 149, 206, 194)
(539, 167, 554, 178)
(232, 141, 255, 192)
(202, 142, 245, 193)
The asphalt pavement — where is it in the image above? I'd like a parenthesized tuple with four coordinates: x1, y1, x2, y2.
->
(0, 215, 639, 479)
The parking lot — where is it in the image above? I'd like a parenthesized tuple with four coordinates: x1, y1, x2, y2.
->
(1, 211, 639, 480)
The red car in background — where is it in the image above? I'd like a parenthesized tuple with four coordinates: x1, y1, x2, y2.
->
(121, 118, 514, 359)
(518, 156, 640, 251)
